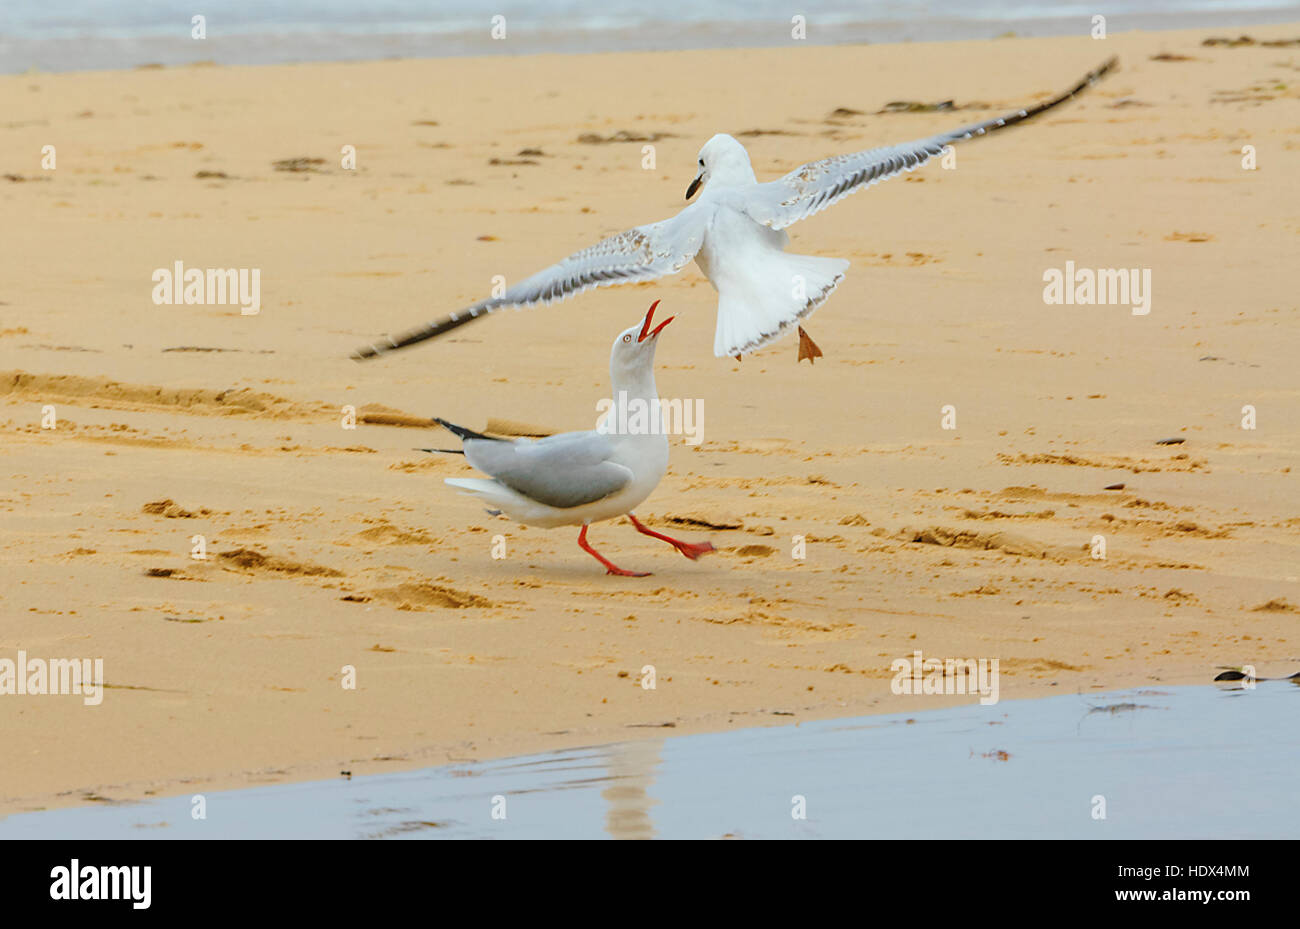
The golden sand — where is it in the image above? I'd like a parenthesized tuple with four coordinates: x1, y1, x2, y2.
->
(1, 26, 1297, 813)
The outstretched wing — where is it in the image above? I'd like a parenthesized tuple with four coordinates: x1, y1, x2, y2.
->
(462, 431, 632, 509)
(352, 203, 708, 359)
(744, 57, 1117, 230)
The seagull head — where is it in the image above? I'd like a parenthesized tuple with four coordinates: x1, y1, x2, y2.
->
(611, 300, 673, 374)
(686, 133, 755, 199)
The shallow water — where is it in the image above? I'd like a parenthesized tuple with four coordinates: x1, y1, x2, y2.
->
(3, 0, 1298, 73)
(3, 682, 1296, 839)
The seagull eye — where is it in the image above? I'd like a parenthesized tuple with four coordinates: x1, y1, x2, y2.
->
(623, 334, 632, 343)
(698, 159, 704, 167)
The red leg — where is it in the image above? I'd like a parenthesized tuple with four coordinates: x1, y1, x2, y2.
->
(626, 514, 716, 561)
(578, 525, 649, 577)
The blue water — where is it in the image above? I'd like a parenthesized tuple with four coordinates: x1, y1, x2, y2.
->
(3, 682, 1296, 839)
(2, 0, 1298, 73)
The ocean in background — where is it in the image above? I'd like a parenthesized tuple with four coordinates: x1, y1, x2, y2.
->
(2, 0, 1299, 73)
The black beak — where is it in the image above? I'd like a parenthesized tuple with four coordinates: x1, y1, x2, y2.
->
(685, 175, 702, 200)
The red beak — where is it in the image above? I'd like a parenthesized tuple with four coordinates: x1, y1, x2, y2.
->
(637, 300, 674, 342)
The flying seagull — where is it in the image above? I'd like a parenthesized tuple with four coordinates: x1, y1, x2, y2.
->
(353, 57, 1117, 364)
(425, 301, 714, 576)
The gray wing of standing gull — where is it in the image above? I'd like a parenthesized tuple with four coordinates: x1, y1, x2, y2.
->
(352, 203, 708, 359)
(743, 57, 1118, 230)
(463, 430, 634, 509)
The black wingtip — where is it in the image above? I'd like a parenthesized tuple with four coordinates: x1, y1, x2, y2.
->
(348, 309, 491, 361)
(1090, 56, 1119, 83)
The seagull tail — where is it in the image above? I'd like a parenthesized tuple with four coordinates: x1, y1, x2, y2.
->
(714, 252, 849, 357)
(433, 417, 502, 443)
(444, 477, 518, 509)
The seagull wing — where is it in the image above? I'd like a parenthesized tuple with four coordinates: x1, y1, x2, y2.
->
(352, 203, 708, 359)
(743, 57, 1117, 230)
(463, 431, 633, 509)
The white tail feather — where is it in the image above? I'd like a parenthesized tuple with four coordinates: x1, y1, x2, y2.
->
(713, 253, 849, 357)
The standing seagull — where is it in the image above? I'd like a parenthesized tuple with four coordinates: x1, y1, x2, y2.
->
(353, 58, 1117, 364)
(426, 301, 714, 576)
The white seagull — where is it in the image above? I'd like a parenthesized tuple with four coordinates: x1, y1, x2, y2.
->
(425, 300, 714, 576)
(354, 58, 1116, 364)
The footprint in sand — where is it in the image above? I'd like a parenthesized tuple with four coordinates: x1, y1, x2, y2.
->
(142, 499, 206, 518)
(216, 548, 343, 578)
(361, 583, 492, 610)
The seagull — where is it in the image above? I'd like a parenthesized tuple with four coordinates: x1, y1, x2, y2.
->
(352, 57, 1116, 365)
(424, 300, 714, 576)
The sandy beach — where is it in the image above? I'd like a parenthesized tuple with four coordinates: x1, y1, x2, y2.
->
(1, 25, 1297, 815)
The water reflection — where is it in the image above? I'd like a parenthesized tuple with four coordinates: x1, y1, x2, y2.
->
(2, 684, 1296, 839)
(601, 739, 663, 840)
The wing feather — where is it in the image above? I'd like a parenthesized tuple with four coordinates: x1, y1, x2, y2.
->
(745, 57, 1117, 230)
(352, 204, 707, 359)
(462, 431, 632, 509)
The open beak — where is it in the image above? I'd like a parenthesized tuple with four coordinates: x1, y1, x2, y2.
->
(685, 174, 702, 200)
(637, 299, 674, 342)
